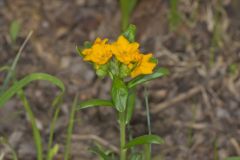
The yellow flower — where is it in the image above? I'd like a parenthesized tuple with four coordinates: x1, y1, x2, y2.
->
(111, 35, 141, 65)
(82, 38, 112, 66)
(130, 53, 157, 78)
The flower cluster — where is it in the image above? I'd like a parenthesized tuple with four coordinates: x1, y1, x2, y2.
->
(81, 35, 157, 78)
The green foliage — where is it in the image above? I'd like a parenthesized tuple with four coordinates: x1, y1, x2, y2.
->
(111, 77, 128, 112)
(47, 144, 59, 160)
(0, 73, 65, 107)
(89, 145, 115, 160)
(119, 0, 138, 31)
(124, 135, 164, 149)
(119, 64, 131, 78)
(0, 31, 33, 95)
(125, 88, 136, 124)
(77, 99, 114, 110)
(122, 24, 136, 42)
(9, 20, 21, 43)
(64, 94, 78, 160)
(127, 68, 169, 89)
(76, 41, 92, 57)
(97, 63, 110, 78)
(130, 153, 143, 160)
(168, 0, 182, 31)
(225, 157, 240, 160)
(144, 87, 151, 160)
(18, 90, 43, 160)
(47, 96, 63, 160)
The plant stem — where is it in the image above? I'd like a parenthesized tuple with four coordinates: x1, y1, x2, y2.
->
(119, 111, 126, 160)
(144, 87, 151, 160)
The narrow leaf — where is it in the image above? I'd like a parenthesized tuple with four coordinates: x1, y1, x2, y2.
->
(122, 24, 136, 42)
(125, 88, 136, 124)
(18, 90, 43, 160)
(0, 73, 65, 107)
(127, 68, 169, 89)
(76, 99, 114, 110)
(89, 146, 110, 160)
(111, 77, 128, 112)
(130, 153, 143, 160)
(64, 94, 78, 160)
(125, 135, 164, 149)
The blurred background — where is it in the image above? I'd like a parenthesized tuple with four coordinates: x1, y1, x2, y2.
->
(0, 0, 240, 159)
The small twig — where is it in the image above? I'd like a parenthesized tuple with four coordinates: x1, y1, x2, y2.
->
(71, 134, 119, 153)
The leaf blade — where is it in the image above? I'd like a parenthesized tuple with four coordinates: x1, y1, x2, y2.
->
(127, 68, 169, 89)
(111, 77, 128, 112)
(124, 135, 164, 149)
(77, 99, 114, 110)
(0, 73, 65, 108)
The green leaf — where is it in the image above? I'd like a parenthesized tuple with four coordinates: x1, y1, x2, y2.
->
(9, 20, 21, 42)
(111, 77, 128, 112)
(77, 99, 114, 110)
(76, 41, 92, 57)
(130, 153, 143, 160)
(76, 46, 83, 57)
(89, 146, 110, 160)
(122, 24, 136, 42)
(0, 31, 33, 95)
(125, 88, 136, 124)
(96, 63, 109, 78)
(18, 90, 43, 160)
(225, 157, 240, 160)
(47, 144, 59, 160)
(127, 68, 169, 89)
(119, 64, 131, 78)
(124, 135, 164, 149)
(64, 94, 78, 160)
(0, 73, 65, 108)
(120, 0, 138, 31)
(168, 0, 182, 31)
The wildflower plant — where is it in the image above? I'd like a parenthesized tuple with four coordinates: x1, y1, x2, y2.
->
(77, 24, 169, 160)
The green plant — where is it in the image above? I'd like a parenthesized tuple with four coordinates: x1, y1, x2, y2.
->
(9, 20, 21, 43)
(76, 24, 168, 160)
(0, 32, 65, 160)
(119, 0, 138, 31)
(225, 157, 240, 160)
(168, 0, 182, 31)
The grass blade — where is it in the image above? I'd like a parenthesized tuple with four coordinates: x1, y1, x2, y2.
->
(47, 94, 63, 160)
(124, 135, 164, 149)
(77, 99, 113, 110)
(0, 73, 65, 107)
(144, 87, 151, 160)
(64, 94, 78, 160)
(127, 68, 169, 89)
(0, 31, 33, 95)
(17, 90, 43, 160)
